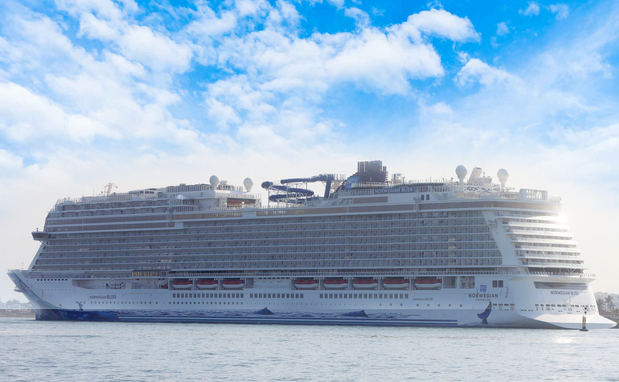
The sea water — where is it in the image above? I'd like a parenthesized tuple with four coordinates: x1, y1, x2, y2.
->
(1, 317, 617, 381)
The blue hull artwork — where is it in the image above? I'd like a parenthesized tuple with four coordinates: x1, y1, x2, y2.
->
(477, 302, 492, 324)
(33, 308, 459, 327)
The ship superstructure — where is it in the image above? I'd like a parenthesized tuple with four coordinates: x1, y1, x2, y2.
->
(9, 161, 615, 328)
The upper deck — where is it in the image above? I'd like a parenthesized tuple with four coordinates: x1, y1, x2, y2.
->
(39, 161, 559, 234)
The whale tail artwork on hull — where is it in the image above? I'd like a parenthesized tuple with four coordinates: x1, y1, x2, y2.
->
(8, 161, 617, 329)
(477, 301, 492, 325)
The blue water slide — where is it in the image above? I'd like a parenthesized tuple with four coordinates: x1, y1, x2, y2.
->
(280, 174, 335, 184)
(271, 185, 314, 196)
(280, 174, 335, 198)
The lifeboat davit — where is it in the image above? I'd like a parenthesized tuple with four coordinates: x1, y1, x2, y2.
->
(222, 279, 245, 289)
(383, 278, 409, 290)
(414, 278, 442, 290)
(294, 278, 318, 289)
(352, 278, 378, 289)
(172, 279, 193, 289)
(323, 278, 347, 289)
(196, 279, 218, 289)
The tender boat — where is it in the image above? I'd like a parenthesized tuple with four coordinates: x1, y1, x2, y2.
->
(414, 278, 442, 290)
(294, 278, 319, 289)
(352, 278, 378, 289)
(222, 279, 245, 289)
(323, 278, 347, 289)
(171, 279, 193, 289)
(196, 279, 218, 289)
(383, 278, 409, 289)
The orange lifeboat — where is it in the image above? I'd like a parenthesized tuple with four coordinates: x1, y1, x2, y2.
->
(171, 279, 193, 289)
(222, 279, 244, 289)
(414, 278, 442, 290)
(196, 279, 218, 289)
(383, 278, 409, 290)
(352, 278, 378, 289)
(294, 278, 318, 289)
(323, 278, 347, 289)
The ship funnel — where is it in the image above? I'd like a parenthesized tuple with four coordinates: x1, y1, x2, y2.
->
(209, 175, 220, 189)
(455, 165, 467, 184)
(468, 167, 482, 183)
(497, 169, 509, 189)
(243, 178, 253, 192)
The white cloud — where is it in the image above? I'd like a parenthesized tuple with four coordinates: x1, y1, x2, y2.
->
(325, 29, 443, 93)
(327, 0, 345, 9)
(521, 2, 540, 16)
(549, 4, 570, 20)
(78, 12, 120, 40)
(119, 25, 192, 72)
(496, 22, 509, 36)
(57, 0, 194, 73)
(184, 6, 237, 38)
(0, 82, 120, 142)
(0, 149, 23, 169)
(455, 58, 519, 87)
(209, 8, 477, 99)
(206, 98, 242, 129)
(344, 7, 370, 28)
(399, 9, 479, 42)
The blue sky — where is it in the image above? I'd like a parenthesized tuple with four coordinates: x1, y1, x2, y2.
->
(1, 0, 619, 300)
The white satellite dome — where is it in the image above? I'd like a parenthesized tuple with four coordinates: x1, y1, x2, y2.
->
(243, 178, 253, 192)
(455, 165, 467, 184)
(209, 175, 220, 189)
(497, 169, 509, 188)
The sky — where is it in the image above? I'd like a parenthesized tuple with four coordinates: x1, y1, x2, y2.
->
(1, 0, 619, 301)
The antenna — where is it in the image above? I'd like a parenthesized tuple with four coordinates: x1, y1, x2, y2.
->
(103, 183, 117, 196)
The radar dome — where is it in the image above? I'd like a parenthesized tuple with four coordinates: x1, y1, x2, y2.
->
(243, 178, 253, 192)
(209, 175, 220, 189)
(497, 169, 509, 188)
(455, 165, 467, 184)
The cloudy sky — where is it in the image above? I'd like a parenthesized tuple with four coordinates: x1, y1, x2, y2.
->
(1, 0, 618, 301)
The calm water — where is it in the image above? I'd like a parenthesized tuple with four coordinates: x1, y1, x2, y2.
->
(1, 317, 618, 382)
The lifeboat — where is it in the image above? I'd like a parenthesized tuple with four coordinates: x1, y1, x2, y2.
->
(323, 278, 347, 289)
(414, 278, 442, 290)
(171, 279, 193, 289)
(222, 279, 245, 289)
(352, 278, 378, 289)
(294, 278, 318, 289)
(196, 279, 218, 289)
(383, 278, 409, 290)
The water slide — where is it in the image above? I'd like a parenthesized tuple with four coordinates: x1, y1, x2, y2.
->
(261, 174, 338, 202)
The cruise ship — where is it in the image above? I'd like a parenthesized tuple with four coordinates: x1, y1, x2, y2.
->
(9, 161, 616, 329)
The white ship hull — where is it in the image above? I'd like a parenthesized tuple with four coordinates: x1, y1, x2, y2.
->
(10, 271, 615, 329)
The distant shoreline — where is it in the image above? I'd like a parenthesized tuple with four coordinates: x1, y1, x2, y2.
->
(0, 310, 34, 318)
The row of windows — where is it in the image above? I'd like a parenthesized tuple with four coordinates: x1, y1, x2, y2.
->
(49, 222, 491, 243)
(173, 292, 244, 299)
(38, 249, 502, 263)
(42, 239, 498, 256)
(47, 212, 488, 238)
(319, 293, 409, 299)
(33, 258, 503, 272)
(44, 231, 495, 251)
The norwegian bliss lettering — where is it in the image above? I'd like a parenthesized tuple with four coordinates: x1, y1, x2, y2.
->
(468, 293, 498, 298)
(89, 295, 117, 299)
